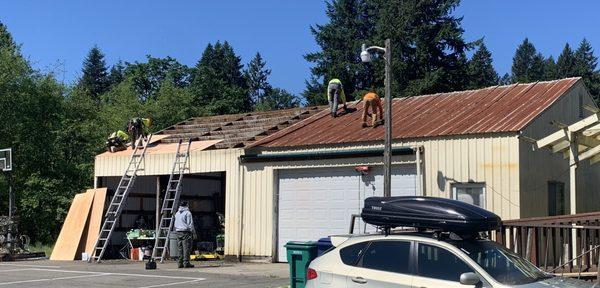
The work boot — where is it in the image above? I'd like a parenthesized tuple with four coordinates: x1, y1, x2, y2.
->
(184, 263, 195, 268)
(331, 111, 337, 118)
(362, 122, 368, 128)
(344, 106, 351, 113)
(178, 263, 184, 268)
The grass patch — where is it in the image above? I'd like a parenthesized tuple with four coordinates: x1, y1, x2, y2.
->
(27, 242, 53, 258)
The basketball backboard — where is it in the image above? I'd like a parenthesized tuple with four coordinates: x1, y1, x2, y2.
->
(0, 148, 12, 172)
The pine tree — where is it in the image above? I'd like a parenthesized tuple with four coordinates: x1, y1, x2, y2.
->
(108, 61, 125, 87)
(245, 52, 272, 107)
(190, 41, 250, 115)
(574, 38, 600, 103)
(0, 22, 17, 53)
(511, 38, 546, 83)
(79, 46, 110, 102)
(544, 56, 558, 80)
(556, 43, 577, 78)
(255, 88, 300, 111)
(466, 42, 499, 89)
(304, 0, 378, 103)
(499, 73, 512, 85)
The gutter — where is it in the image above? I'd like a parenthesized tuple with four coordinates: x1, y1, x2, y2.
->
(240, 147, 416, 163)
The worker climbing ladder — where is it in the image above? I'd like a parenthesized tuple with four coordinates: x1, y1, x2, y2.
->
(89, 135, 153, 263)
(152, 138, 192, 262)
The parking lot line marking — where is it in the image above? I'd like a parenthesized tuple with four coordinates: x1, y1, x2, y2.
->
(0, 269, 34, 273)
(0, 273, 109, 286)
(30, 268, 206, 281)
(137, 279, 204, 288)
(0, 263, 61, 269)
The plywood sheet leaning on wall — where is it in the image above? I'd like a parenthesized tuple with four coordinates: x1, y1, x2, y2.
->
(50, 191, 95, 260)
(83, 188, 107, 257)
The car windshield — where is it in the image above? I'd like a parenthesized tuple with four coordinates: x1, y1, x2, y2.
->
(451, 240, 551, 285)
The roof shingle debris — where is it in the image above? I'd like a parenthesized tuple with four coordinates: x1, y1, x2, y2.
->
(156, 106, 325, 149)
(252, 78, 581, 148)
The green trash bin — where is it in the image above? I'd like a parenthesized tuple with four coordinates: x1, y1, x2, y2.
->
(285, 241, 318, 288)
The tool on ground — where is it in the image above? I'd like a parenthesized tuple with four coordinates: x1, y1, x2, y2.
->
(89, 135, 153, 263)
(152, 138, 192, 262)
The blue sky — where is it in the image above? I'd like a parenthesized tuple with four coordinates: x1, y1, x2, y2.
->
(1, 1, 599, 94)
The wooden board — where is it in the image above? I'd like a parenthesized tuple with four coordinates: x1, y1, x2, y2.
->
(50, 191, 95, 260)
(83, 188, 107, 257)
(96, 139, 222, 157)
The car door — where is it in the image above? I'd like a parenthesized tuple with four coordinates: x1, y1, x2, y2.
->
(346, 240, 414, 288)
(412, 242, 479, 288)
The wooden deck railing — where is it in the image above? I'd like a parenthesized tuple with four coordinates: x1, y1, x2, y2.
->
(496, 212, 600, 280)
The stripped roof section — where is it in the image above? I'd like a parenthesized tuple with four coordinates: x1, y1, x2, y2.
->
(155, 106, 324, 149)
(253, 78, 581, 148)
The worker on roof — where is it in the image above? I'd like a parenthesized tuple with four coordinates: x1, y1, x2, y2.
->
(361, 92, 384, 128)
(106, 130, 129, 153)
(327, 78, 349, 117)
(127, 117, 152, 149)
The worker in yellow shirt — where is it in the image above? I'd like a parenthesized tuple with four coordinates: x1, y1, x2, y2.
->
(362, 92, 384, 128)
(327, 78, 349, 117)
(127, 117, 152, 148)
(106, 130, 129, 153)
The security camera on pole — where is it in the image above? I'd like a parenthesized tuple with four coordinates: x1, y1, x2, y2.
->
(361, 39, 392, 197)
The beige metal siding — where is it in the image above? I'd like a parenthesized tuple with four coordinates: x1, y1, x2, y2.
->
(520, 82, 600, 217)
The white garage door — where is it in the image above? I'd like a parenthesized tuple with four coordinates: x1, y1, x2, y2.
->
(277, 165, 417, 262)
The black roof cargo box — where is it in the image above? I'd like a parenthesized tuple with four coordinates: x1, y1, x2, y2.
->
(361, 196, 501, 233)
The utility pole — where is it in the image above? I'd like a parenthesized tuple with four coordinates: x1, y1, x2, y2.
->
(383, 39, 392, 197)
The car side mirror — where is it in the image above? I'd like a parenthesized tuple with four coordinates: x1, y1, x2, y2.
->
(460, 272, 481, 285)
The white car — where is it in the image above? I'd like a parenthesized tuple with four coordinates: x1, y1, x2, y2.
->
(306, 232, 595, 288)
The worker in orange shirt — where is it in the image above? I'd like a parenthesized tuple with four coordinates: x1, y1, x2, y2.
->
(362, 92, 383, 128)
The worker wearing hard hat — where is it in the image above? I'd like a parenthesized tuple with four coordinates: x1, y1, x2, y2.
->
(127, 117, 152, 149)
(327, 78, 349, 117)
(106, 130, 129, 153)
(362, 92, 384, 128)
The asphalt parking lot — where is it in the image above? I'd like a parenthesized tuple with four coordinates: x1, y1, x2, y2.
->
(0, 260, 289, 287)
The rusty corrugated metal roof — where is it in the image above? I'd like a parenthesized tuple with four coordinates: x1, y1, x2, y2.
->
(252, 78, 581, 148)
(155, 106, 325, 149)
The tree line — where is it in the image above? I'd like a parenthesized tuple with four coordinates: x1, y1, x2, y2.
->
(1, 0, 600, 244)
(303, 0, 600, 106)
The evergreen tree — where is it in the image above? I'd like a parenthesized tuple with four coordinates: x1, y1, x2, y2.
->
(499, 73, 512, 85)
(305, 0, 472, 102)
(245, 52, 272, 107)
(556, 43, 577, 78)
(304, 0, 378, 102)
(466, 42, 499, 89)
(79, 46, 110, 102)
(255, 88, 300, 111)
(544, 56, 558, 80)
(0, 22, 17, 53)
(574, 38, 600, 103)
(190, 41, 250, 115)
(511, 38, 546, 83)
(302, 76, 326, 106)
(108, 60, 125, 87)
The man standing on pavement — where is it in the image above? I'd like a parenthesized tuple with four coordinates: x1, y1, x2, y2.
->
(327, 78, 349, 117)
(174, 201, 196, 268)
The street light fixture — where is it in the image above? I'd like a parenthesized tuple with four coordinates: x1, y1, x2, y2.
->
(361, 39, 393, 198)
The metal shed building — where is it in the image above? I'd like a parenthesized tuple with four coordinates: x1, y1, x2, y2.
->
(94, 77, 600, 262)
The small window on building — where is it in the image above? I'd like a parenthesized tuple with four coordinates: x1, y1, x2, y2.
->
(452, 183, 486, 208)
(548, 181, 566, 216)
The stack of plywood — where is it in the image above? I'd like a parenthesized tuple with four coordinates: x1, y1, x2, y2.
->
(50, 188, 107, 260)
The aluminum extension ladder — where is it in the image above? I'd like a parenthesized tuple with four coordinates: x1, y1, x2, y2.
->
(152, 138, 192, 262)
(89, 135, 153, 263)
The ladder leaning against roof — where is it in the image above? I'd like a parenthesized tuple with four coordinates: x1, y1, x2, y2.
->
(152, 138, 192, 262)
(89, 135, 153, 263)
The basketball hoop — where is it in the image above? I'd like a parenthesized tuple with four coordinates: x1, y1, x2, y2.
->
(0, 148, 12, 172)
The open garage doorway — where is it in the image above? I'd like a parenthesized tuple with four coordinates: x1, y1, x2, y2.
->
(97, 172, 226, 259)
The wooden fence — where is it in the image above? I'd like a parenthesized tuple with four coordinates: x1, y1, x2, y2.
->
(496, 212, 600, 280)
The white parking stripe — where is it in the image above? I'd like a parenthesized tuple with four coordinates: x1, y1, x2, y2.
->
(136, 279, 204, 288)
(0, 269, 33, 273)
(0, 273, 109, 286)
(0, 263, 61, 268)
(30, 268, 206, 281)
